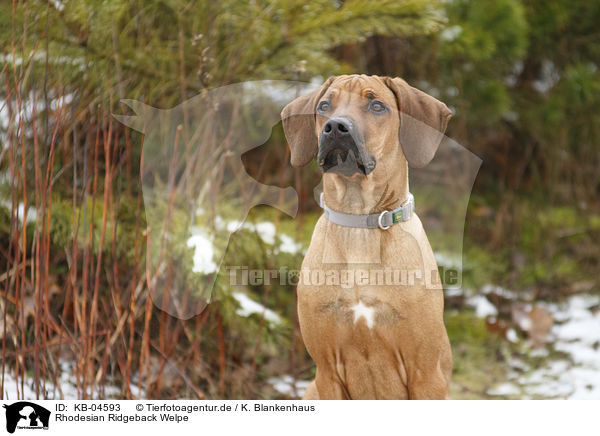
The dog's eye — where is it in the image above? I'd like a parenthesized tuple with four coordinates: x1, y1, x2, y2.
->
(317, 101, 330, 112)
(369, 100, 386, 113)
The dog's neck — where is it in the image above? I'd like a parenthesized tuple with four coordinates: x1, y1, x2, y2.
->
(322, 159, 409, 215)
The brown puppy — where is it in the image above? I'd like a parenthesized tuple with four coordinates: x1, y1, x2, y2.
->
(281, 75, 453, 399)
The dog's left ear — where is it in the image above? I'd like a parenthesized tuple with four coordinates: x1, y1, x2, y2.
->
(385, 77, 452, 168)
(281, 77, 335, 167)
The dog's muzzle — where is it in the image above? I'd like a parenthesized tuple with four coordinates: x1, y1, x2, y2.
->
(318, 117, 376, 176)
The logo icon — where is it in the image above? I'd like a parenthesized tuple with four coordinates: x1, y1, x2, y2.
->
(2, 402, 50, 433)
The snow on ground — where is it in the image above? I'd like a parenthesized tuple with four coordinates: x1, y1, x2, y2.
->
(486, 382, 521, 396)
(188, 217, 304, 274)
(480, 283, 520, 300)
(0, 200, 38, 224)
(440, 25, 462, 42)
(278, 234, 303, 254)
(473, 288, 600, 399)
(2, 373, 38, 400)
(2, 361, 144, 400)
(434, 251, 463, 271)
(222, 220, 276, 244)
(467, 294, 498, 318)
(268, 375, 311, 398)
(215, 215, 303, 252)
(5, 282, 598, 399)
(253, 222, 276, 245)
(536, 294, 600, 399)
(232, 291, 281, 324)
(187, 230, 218, 274)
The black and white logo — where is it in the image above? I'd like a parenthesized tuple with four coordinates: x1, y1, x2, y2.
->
(2, 402, 50, 433)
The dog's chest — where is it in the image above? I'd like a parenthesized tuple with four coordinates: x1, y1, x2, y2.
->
(296, 265, 414, 359)
(297, 213, 438, 350)
(297, 283, 412, 398)
(298, 216, 428, 330)
(311, 289, 405, 331)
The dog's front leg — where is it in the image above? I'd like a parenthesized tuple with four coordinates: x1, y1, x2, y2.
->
(311, 369, 350, 400)
(407, 367, 450, 400)
(404, 341, 452, 400)
(302, 380, 319, 400)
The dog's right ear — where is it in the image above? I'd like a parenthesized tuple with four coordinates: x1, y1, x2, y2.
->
(281, 77, 335, 167)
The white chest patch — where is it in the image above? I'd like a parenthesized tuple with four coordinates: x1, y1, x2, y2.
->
(351, 300, 375, 329)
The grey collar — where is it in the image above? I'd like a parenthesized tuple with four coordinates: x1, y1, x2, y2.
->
(319, 192, 415, 230)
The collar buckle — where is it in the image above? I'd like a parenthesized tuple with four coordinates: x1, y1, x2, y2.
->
(378, 210, 391, 230)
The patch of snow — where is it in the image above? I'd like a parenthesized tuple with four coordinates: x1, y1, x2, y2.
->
(242, 80, 318, 107)
(226, 220, 244, 233)
(444, 288, 463, 298)
(515, 313, 533, 332)
(0, 53, 89, 72)
(514, 294, 600, 398)
(49, 0, 65, 11)
(279, 234, 302, 254)
(467, 294, 498, 318)
(232, 291, 281, 324)
(487, 382, 520, 396)
(254, 222, 276, 245)
(49, 94, 73, 111)
(434, 251, 462, 271)
(555, 341, 600, 367)
(440, 25, 462, 42)
(186, 231, 217, 274)
(1, 373, 37, 400)
(506, 328, 519, 343)
(220, 219, 277, 245)
(516, 359, 572, 397)
(522, 375, 573, 398)
(481, 284, 519, 300)
(529, 347, 549, 358)
(2, 361, 144, 400)
(522, 360, 570, 385)
(0, 200, 38, 224)
(551, 295, 600, 368)
(532, 60, 560, 94)
(566, 367, 600, 399)
(268, 375, 311, 398)
(506, 357, 530, 372)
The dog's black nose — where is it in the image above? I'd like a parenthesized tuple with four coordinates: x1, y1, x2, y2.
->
(322, 117, 353, 138)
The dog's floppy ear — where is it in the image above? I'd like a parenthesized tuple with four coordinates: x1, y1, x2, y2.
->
(385, 77, 452, 168)
(281, 77, 335, 167)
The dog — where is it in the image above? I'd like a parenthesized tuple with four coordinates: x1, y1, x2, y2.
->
(281, 75, 453, 399)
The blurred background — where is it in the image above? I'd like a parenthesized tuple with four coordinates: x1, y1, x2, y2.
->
(1, 0, 599, 400)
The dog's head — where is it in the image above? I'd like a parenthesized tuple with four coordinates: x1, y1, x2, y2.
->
(281, 75, 451, 178)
